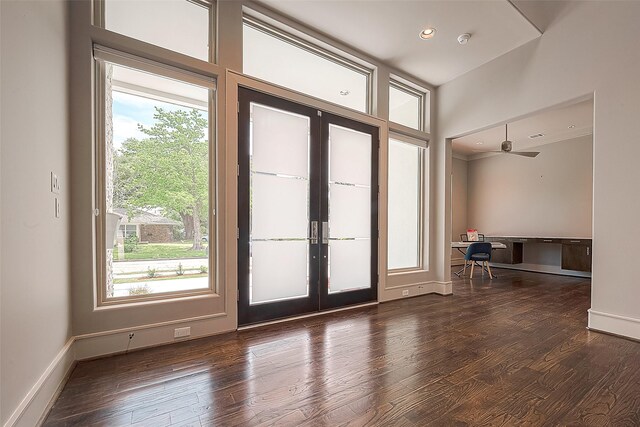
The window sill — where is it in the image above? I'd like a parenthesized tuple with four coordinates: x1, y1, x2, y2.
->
(388, 268, 429, 276)
(95, 290, 220, 311)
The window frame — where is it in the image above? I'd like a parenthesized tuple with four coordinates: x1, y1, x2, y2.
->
(93, 0, 217, 64)
(387, 133, 428, 273)
(388, 79, 427, 132)
(242, 15, 374, 114)
(94, 46, 218, 306)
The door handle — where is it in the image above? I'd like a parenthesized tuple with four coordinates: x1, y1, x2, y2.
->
(310, 221, 318, 244)
(322, 221, 329, 244)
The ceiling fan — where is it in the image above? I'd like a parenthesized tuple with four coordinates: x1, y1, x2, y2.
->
(490, 123, 540, 158)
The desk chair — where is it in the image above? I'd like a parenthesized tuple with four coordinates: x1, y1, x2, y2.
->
(464, 242, 493, 279)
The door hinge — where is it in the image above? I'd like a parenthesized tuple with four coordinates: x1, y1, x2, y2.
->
(237, 228, 239, 239)
(237, 101, 240, 114)
(237, 290, 240, 302)
(237, 164, 240, 176)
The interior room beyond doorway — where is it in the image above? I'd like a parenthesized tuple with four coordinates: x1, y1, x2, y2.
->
(451, 98, 594, 277)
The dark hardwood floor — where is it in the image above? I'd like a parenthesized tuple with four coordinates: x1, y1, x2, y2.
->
(43, 269, 640, 426)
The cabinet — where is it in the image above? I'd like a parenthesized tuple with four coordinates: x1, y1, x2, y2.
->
(490, 239, 523, 264)
(561, 240, 592, 272)
(486, 236, 592, 272)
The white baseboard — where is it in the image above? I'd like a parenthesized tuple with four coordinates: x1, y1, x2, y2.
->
(74, 312, 235, 361)
(3, 338, 76, 427)
(432, 281, 453, 295)
(382, 280, 452, 301)
(588, 309, 640, 341)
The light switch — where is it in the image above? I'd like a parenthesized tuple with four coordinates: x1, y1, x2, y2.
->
(50, 172, 60, 194)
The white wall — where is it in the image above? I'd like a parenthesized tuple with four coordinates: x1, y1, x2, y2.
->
(0, 1, 72, 425)
(451, 157, 467, 263)
(437, 1, 640, 339)
(467, 135, 592, 238)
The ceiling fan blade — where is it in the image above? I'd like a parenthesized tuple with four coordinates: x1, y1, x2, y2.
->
(511, 151, 540, 158)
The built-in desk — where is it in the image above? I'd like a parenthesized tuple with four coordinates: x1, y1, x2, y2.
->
(487, 236, 592, 274)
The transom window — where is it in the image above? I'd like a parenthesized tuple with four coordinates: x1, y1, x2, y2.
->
(389, 79, 429, 132)
(99, 0, 215, 62)
(243, 16, 372, 113)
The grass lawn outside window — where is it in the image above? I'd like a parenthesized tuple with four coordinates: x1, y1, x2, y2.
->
(114, 241, 208, 261)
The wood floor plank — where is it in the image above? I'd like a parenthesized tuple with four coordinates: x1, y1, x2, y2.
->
(42, 268, 640, 426)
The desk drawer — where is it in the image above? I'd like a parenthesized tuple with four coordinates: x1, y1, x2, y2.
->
(562, 239, 591, 245)
(536, 238, 561, 244)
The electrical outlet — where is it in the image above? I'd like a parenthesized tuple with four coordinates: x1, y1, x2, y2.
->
(174, 327, 191, 338)
(402, 289, 409, 297)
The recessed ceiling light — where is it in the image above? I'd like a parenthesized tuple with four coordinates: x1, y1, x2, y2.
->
(339, 90, 350, 96)
(419, 28, 436, 40)
(568, 124, 576, 129)
(476, 142, 483, 145)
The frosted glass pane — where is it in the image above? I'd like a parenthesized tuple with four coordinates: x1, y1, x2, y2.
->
(329, 184, 370, 238)
(252, 104, 310, 178)
(105, 0, 210, 61)
(329, 125, 371, 185)
(252, 241, 308, 304)
(252, 174, 308, 239)
(388, 139, 422, 269)
(329, 239, 370, 293)
(243, 24, 369, 113)
(389, 85, 421, 130)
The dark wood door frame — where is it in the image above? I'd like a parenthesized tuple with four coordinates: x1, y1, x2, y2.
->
(237, 88, 321, 325)
(319, 112, 379, 310)
(238, 88, 379, 326)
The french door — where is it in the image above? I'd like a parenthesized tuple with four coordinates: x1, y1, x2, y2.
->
(238, 88, 378, 325)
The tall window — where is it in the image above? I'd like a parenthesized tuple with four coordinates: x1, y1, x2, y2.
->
(100, 0, 215, 62)
(95, 48, 215, 303)
(388, 136, 427, 271)
(243, 17, 371, 113)
(389, 79, 429, 132)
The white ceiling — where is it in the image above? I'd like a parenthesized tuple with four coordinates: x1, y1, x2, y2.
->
(256, 0, 541, 86)
(511, 0, 575, 32)
(452, 99, 594, 158)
